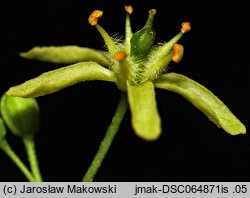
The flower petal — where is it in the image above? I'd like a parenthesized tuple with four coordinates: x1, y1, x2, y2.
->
(127, 81, 161, 141)
(20, 46, 111, 66)
(7, 61, 116, 97)
(154, 73, 246, 135)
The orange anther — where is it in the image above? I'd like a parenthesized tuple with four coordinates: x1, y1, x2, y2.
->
(172, 44, 184, 63)
(181, 22, 191, 33)
(88, 10, 103, 26)
(113, 51, 128, 62)
(125, 5, 133, 14)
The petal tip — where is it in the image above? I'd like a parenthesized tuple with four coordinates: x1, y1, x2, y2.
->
(134, 126, 161, 141)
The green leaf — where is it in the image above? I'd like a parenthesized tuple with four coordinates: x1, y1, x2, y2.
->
(127, 81, 161, 141)
(0, 117, 6, 144)
(154, 73, 246, 135)
(7, 61, 116, 97)
(20, 46, 111, 66)
(0, 94, 39, 138)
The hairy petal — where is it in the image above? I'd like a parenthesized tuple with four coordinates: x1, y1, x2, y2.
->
(20, 46, 111, 66)
(7, 61, 116, 97)
(154, 73, 246, 135)
(127, 81, 161, 141)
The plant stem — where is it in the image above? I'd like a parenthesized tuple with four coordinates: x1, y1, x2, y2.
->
(82, 92, 128, 182)
(23, 135, 43, 182)
(0, 140, 35, 182)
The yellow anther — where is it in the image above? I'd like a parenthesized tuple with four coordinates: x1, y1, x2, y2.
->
(172, 44, 184, 63)
(125, 5, 133, 14)
(113, 51, 128, 62)
(181, 22, 191, 33)
(149, 9, 156, 16)
(88, 10, 103, 26)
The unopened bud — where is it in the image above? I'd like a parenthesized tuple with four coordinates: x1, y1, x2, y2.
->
(0, 94, 39, 138)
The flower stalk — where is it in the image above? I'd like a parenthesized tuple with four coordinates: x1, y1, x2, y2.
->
(82, 93, 128, 181)
(0, 140, 36, 182)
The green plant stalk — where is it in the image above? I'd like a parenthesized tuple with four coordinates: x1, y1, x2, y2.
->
(0, 139, 35, 182)
(23, 135, 43, 182)
(82, 92, 128, 182)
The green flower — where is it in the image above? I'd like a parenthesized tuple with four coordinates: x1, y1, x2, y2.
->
(6, 5, 246, 141)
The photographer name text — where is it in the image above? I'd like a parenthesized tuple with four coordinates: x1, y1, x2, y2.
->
(19, 184, 117, 194)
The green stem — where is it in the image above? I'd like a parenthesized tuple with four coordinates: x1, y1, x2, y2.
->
(0, 140, 35, 182)
(23, 135, 43, 182)
(82, 92, 128, 182)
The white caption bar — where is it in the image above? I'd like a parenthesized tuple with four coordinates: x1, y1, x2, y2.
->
(0, 182, 249, 198)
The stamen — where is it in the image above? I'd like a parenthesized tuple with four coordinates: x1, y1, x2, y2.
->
(88, 10, 116, 54)
(113, 51, 130, 91)
(113, 51, 128, 62)
(88, 10, 103, 26)
(124, 5, 133, 53)
(125, 5, 133, 14)
(149, 22, 191, 62)
(172, 44, 184, 63)
(181, 22, 191, 33)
